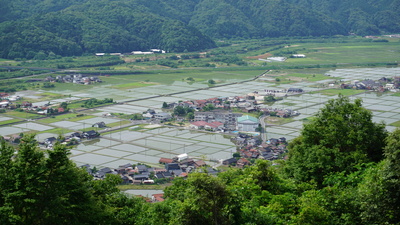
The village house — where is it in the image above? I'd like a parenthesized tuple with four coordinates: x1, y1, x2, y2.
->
(355, 80, 382, 90)
(237, 158, 250, 168)
(51, 74, 102, 84)
(0, 100, 10, 108)
(159, 158, 174, 164)
(190, 121, 224, 131)
(92, 121, 106, 128)
(83, 130, 99, 139)
(222, 158, 237, 166)
(153, 112, 172, 121)
(152, 194, 165, 203)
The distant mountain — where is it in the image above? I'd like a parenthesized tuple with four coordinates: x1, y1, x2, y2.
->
(1, 0, 399, 59)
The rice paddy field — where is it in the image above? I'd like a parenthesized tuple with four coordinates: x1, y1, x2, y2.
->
(0, 66, 397, 169)
(245, 40, 400, 66)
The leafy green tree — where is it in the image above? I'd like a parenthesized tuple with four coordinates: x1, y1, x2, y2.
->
(286, 95, 387, 187)
(0, 134, 115, 224)
(186, 112, 194, 120)
(292, 190, 332, 225)
(264, 95, 276, 102)
(202, 104, 215, 111)
(173, 106, 186, 116)
(106, 193, 148, 225)
(165, 173, 233, 225)
(358, 129, 400, 224)
(60, 102, 68, 110)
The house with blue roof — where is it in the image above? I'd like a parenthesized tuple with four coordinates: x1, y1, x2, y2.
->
(237, 115, 259, 132)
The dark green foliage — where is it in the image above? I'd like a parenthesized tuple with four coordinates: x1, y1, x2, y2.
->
(186, 112, 194, 120)
(202, 104, 215, 111)
(130, 113, 143, 120)
(0, 126, 399, 224)
(60, 102, 68, 110)
(358, 129, 400, 224)
(264, 95, 277, 102)
(0, 0, 216, 59)
(81, 98, 114, 108)
(211, 55, 246, 66)
(157, 60, 178, 68)
(164, 173, 233, 225)
(173, 106, 194, 116)
(19, 56, 124, 69)
(1, 0, 399, 59)
(0, 69, 42, 80)
(0, 135, 102, 224)
(42, 82, 55, 88)
(286, 95, 387, 187)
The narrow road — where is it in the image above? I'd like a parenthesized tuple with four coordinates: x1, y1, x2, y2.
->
(259, 115, 267, 143)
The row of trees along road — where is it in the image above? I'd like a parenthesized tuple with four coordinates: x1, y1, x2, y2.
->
(0, 95, 399, 224)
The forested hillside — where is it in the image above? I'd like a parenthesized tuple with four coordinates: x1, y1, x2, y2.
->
(1, 0, 399, 59)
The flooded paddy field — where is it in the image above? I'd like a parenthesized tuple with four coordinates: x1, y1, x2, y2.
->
(1, 67, 399, 168)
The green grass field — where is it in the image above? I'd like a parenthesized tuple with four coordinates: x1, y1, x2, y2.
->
(244, 40, 400, 68)
(39, 113, 82, 123)
(37, 128, 74, 135)
(68, 115, 96, 122)
(5, 111, 40, 119)
(107, 120, 132, 127)
(0, 118, 22, 125)
(278, 42, 400, 65)
(390, 121, 400, 127)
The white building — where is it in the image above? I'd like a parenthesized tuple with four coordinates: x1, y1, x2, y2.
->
(236, 115, 259, 132)
(292, 54, 306, 58)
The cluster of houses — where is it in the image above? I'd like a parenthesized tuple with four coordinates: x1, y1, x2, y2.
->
(190, 110, 260, 132)
(3, 130, 100, 147)
(0, 97, 68, 116)
(0, 93, 22, 108)
(79, 153, 216, 202)
(340, 77, 400, 92)
(45, 74, 102, 85)
(162, 93, 300, 132)
(84, 153, 215, 183)
(166, 89, 302, 114)
(40, 130, 99, 148)
(222, 134, 288, 167)
(142, 109, 173, 121)
(260, 107, 300, 118)
(251, 88, 304, 99)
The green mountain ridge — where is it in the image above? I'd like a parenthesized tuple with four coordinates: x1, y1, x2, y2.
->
(1, 0, 399, 59)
